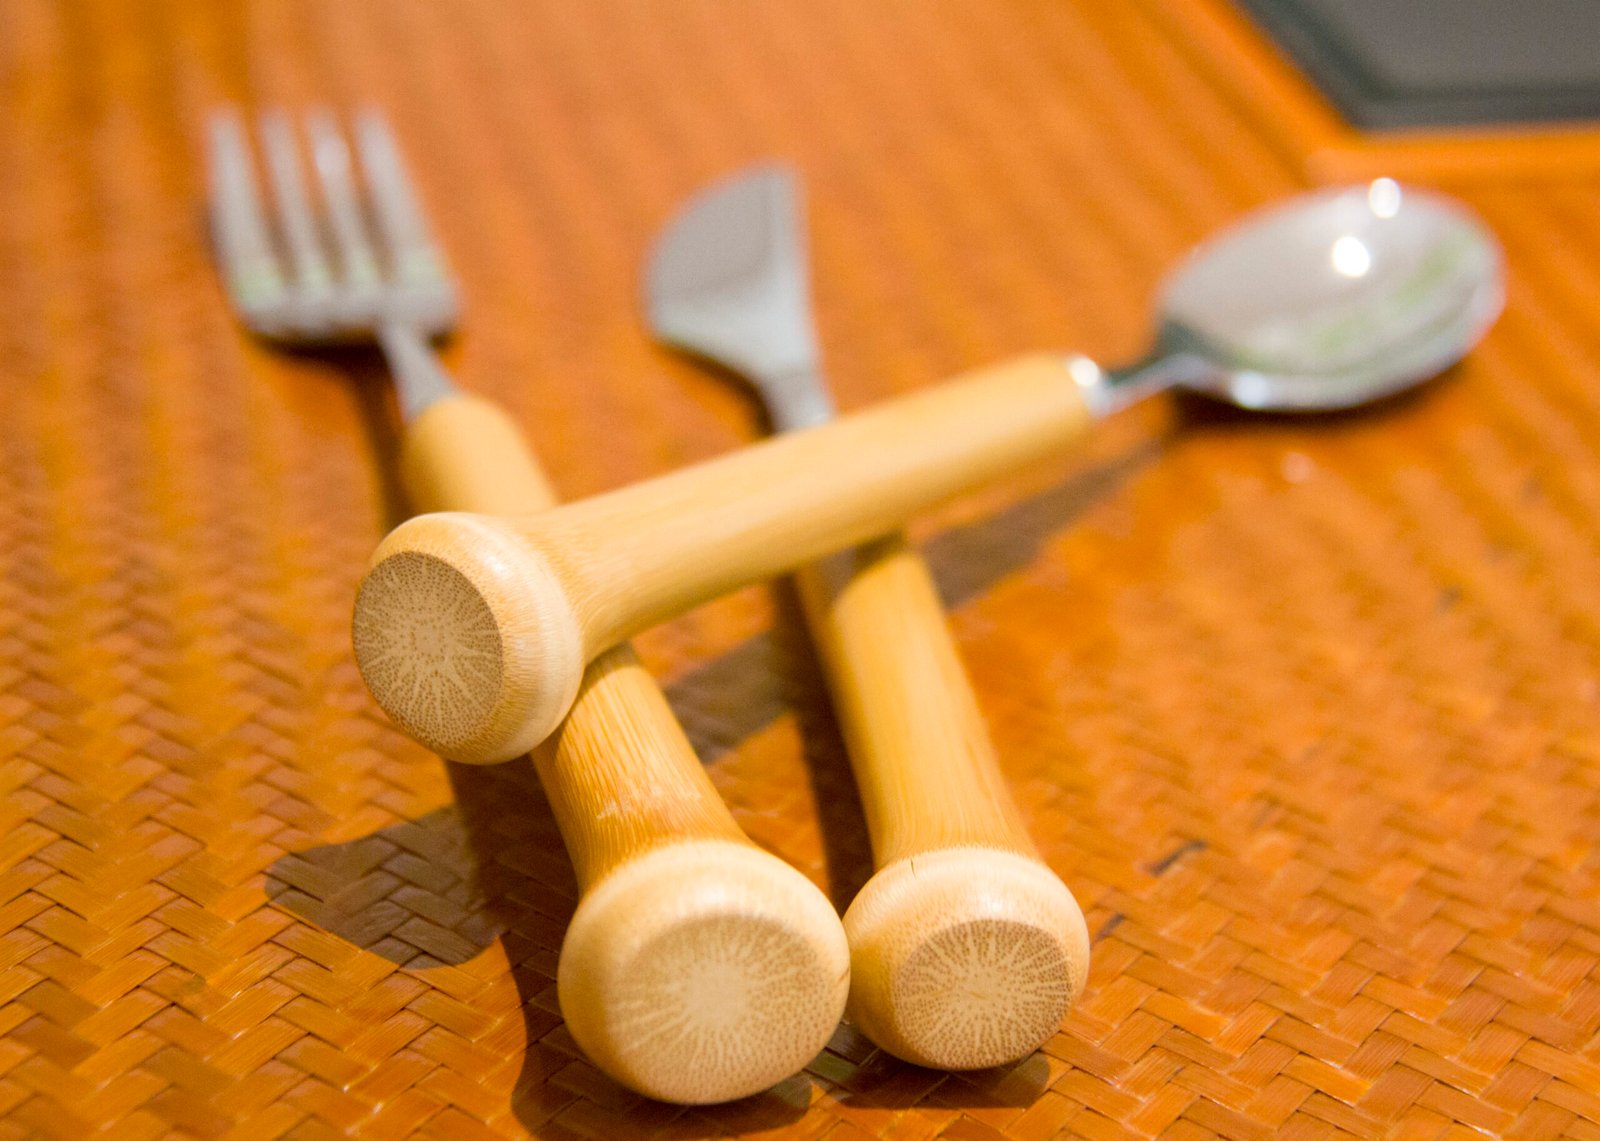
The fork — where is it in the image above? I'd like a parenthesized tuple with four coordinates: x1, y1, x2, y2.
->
(205, 108, 848, 1105)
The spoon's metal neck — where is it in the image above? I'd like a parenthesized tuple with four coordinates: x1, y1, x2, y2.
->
(1068, 346, 1216, 419)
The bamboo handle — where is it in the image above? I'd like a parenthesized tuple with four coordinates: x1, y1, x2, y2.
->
(353, 352, 1090, 764)
(392, 393, 848, 1105)
(398, 390, 561, 514)
(792, 536, 1089, 1069)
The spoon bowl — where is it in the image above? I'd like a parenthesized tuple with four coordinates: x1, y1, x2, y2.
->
(1083, 179, 1505, 414)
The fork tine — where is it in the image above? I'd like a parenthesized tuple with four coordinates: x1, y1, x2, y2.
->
(206, 109, 288, 315)
(306, 109, 383, 293)
(353, 109, 452, 293)
(259, 110, 335, 298)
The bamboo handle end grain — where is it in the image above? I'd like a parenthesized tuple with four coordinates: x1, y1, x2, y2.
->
(352, 510, 584, 764)
(560, 838, 849, 1104)
(840, 848, 1089, 1070)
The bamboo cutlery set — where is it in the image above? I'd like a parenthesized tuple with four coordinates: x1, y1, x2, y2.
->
(208, 111, 1501, 1105)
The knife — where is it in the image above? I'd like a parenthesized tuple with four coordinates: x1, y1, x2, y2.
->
(643, 166, 1089, 1070)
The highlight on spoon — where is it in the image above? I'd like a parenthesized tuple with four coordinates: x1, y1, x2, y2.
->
(841, 848, 1090, 1070)
(352, 511, 584, 764)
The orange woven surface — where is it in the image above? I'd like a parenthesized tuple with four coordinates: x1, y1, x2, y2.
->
(4, 0, 1600, 1137)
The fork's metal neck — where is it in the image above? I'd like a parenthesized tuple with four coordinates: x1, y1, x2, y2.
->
(378, 321, 460, 421)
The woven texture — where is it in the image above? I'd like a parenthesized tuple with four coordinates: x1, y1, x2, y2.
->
(4, 0, 1600, 1136)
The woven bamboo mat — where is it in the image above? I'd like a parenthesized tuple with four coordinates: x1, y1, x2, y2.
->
(4, 0, 1600, 1136)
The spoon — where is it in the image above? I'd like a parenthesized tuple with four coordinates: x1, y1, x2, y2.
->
(1072, 177, 1503, 416)
(352, 179, 1504, 766)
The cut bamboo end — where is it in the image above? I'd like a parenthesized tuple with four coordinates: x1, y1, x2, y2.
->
(842, 848, 1090, 1070)
(351, 512, 582, 764)
(557, 841, 851, 1105)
